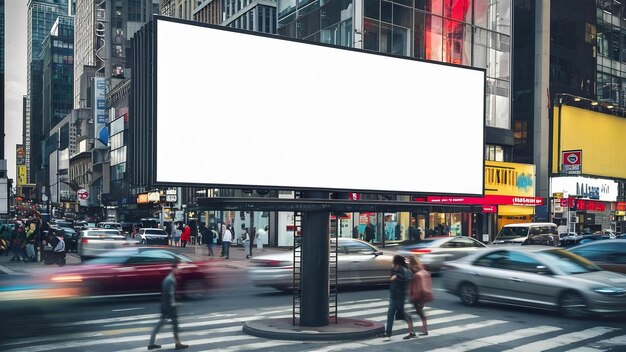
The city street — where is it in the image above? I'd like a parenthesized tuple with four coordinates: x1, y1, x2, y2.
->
(1, 245, 625, 352)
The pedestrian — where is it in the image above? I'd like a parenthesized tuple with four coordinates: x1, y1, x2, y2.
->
(173, 223, 181, 247)
(384, 254, 415, 340)
(365, 223, 375, 243)
(256, 226, 267, 252)
(200, 223, 214, 256)
(408, 224, 418, 242)
(52, 229, 66, 266)
(24, 220, 37, 262)
(222, 225, 233, 259)
(241, 225, 250, 259)
(408, 256, 432, 336)
(148, 261, 189, 350)
(9, 222, 27, 262)
(181, 224, 191, 248)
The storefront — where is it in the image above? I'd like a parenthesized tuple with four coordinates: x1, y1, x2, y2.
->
(550, 176, 618, 233)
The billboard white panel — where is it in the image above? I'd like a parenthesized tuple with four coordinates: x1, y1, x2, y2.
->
(551, 176, 618, 202)
(155, 19, 485, 195)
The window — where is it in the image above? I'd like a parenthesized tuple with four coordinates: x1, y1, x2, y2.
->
(474, 250, 508, 268)
(485, 144, 504, 161)
(504, 252, 543, 273)
(571, 242, 626, 264)
(344, 241, 376, 254)
(127, 250, 176, 264)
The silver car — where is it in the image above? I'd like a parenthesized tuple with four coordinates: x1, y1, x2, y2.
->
(441, 246, 626, 317)
(78, 228, 138, 261)
(138, 228, 169, 245)
(249, 238, 394, 290)
(397, 236, 487, 272)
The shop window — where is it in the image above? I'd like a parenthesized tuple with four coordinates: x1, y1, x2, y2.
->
(485, 144, 504, 161)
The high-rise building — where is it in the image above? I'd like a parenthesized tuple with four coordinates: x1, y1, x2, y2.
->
(221, 0, 276, 33)
(513, 0, 626, 231)
(160, 0, 203, 20)
(193, 0, 221, 25)
(41, 16, 74, 137)
(0, 0, 5, 161)
(27, 0, 69, 192)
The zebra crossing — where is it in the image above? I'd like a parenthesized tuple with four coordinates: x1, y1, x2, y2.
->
(1, 298, 624, 352)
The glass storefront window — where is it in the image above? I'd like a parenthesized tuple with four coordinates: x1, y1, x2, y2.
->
(414, 10, 426, 59)
(443, 19, 471, 65)
(416, 0, 442, 15)
(364, 18, 380, 51)
(425, 14, 443, 61)
(444, 0, 472, 23)
(428, 212, 463, 236)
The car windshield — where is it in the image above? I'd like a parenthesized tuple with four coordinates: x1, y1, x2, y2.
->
(145, 229, 166, 234)
(535, 250, 602, 274)
(495, 227, 528, 240)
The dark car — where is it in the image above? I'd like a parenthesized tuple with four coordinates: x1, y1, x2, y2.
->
(49, 247, 216, 298)
(568, 240, 626, 274)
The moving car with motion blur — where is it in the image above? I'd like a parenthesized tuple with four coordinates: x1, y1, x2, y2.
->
(397, 236, 487, 272)
(441, 246, 626, 317)
(249, 238, 394, 291)
(491, 222, 559, 246)
(50, 247, 215, 298)
(568, 240, 626, 274)
(96, 222, 123, 231)
(77, 228, 137, 261)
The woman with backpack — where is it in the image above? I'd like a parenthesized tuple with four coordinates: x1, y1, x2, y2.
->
(408, 256, 432, 336)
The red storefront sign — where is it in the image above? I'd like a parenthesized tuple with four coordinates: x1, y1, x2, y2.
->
(482, 205, 497, 213)
(576, 199, 606, 212)
(423, 195, 544, 206)
(618, 202, 626, 211)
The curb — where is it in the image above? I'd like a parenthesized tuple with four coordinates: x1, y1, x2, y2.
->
(242, 317, 385, 341)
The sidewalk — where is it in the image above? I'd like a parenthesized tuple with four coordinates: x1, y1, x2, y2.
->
(0, 244, 292, 275)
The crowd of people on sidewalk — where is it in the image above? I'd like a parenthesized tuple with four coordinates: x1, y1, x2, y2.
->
(1, 216, 67, 266)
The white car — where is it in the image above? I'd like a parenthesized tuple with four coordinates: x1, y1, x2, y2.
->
(78, 228, 138, 261)
(138, 228, 169, 245)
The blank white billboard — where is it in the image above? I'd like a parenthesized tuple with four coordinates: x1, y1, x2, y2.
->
(155, 18, 485, 195)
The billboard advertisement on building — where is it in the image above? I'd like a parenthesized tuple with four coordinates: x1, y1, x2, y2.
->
(93, 77, 108, 149)
(16, 144, 26, 165)
(17, 165, 28, 187)
(485, 161, 535, 197)
(552, 106, 626, 179)
(154, 18, 486, 195)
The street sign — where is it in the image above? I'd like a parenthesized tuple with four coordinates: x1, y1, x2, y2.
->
(562, 150, 582, 175)
(77, 189, 90, 200)
(166, 194, 177, 202)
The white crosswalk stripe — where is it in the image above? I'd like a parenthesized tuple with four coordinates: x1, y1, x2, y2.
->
(0, 298, 623, 352)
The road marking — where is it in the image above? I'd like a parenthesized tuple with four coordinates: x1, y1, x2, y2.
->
(207, 340, 302, 352)
(53, 313, 160, 326)
(305, 320, 508, 352)
(503, 327, 619, 352)
(427, 325, 562, 352)
(113, 330, 256, 352)
(112, 307, 144, 312)
(567, 334, 626, 352)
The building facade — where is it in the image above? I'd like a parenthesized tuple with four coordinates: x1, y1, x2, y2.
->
(193, 0, 222, 24)
(27, 0, 69, 194)
(160, 0, 203, 20)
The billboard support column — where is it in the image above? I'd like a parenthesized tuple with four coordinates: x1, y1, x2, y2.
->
(300, 191, 330, 327)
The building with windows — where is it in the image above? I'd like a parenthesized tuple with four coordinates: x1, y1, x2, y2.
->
(160, 0, 204, 20)
(193, 0, 222, 24)
(513, 0, 626, 232)
(27, 0, 69, 194)
(221, 0, 276, 32)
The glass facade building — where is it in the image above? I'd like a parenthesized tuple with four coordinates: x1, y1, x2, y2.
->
(278, 0, 511, 129)
(28, 0, 69, 188)
(222, 0, 277, 33)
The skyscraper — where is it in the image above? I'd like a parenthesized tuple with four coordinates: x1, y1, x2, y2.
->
(27, 0, 68, 192)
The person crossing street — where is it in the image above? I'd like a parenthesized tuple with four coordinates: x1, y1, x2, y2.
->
(148, 261, 188, 350)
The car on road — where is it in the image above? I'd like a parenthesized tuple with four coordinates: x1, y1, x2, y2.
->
(138, 228, 169, 245)
(558, 232, 582, 247)
(96, 222, 123, 232)
(249, 238, 394, 290)
(49, 247, 215, 298)
(491, 223, 559, 246)
(441, 246, 626, 317)
(77, 228, 137, 261)
(397, 236, 487, 272)
(568, 240, 626, 274)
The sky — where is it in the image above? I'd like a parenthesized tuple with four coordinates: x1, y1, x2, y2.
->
(4, 0, 27, 183)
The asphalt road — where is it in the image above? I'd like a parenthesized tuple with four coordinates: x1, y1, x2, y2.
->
(1, 254, 625, 352)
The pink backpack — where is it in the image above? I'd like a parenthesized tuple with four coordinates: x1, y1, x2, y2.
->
(409, 269, 433, 303)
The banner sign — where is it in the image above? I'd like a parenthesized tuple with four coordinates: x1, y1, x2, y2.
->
(561, 150, 582, 175)
(425, 195, 544, 206)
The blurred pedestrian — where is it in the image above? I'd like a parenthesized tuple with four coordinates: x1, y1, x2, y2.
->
(241, 225, 250, 259)
(24, 219, 37, 262)
(222, 225, 233, 259)
(172, 223, 181, 247)
(52, 229, 66, 266)
(200, 223, 214, 256)
(408, 256, 432, 336)
(256, 226, 267, 252)
(148, 261, 188, 350)
(9, 222, 27, 262)
(181, 224, 191, 248)
(365, 223, 375, 243)
(384, 255, 415, 340)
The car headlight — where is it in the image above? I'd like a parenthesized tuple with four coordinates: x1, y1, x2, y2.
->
(593, 287, 626, 296)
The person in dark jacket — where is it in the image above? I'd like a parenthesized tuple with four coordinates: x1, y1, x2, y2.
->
(365, 223, 375, 243)
(148, 261, 188, 350)
(384, 255, 415, 340)
(200, 223, 214, 256)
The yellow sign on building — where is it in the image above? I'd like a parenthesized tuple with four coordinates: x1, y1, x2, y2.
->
(485, 161, 536, 197)
(553, 105, 626, 179)
(17, 165, 28, 186)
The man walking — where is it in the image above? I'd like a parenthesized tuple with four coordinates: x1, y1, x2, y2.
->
(222, 225, 233, 259)
(148, 261, 188, 350)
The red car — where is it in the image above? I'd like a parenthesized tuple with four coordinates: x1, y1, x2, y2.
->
(48, 247, 216, 299)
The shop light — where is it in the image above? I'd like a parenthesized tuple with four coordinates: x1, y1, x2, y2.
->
(607, 105, 614, 109)
(574, 97, 581, 102)
(591, 101, 599, 106)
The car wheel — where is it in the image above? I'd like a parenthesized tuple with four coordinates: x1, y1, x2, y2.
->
(459, 282, 479, 306)
(141, 239, 147, 245)
(559, 291, 588, 318)
(183, 279, 209, 300)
